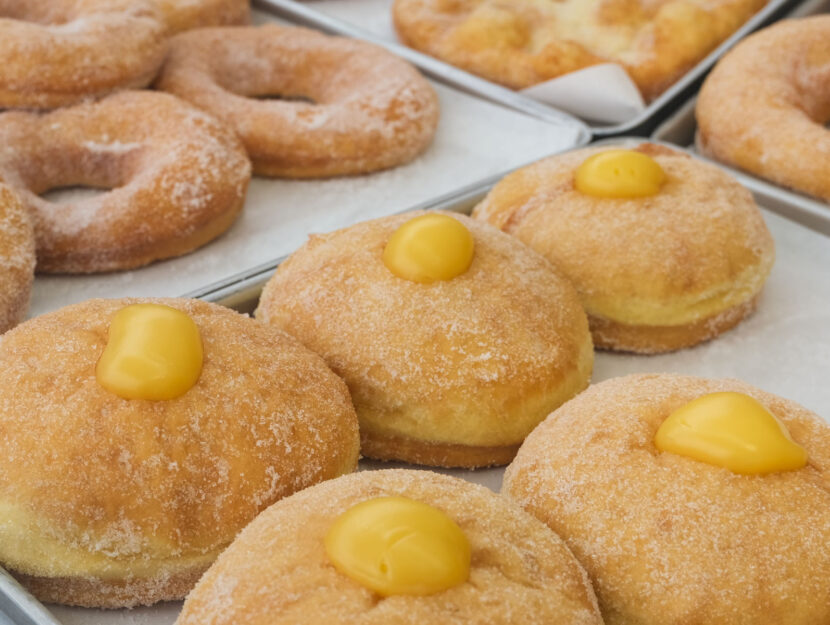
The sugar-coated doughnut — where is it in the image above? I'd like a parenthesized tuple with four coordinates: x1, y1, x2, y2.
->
(504, 374, 830, 625)
(697, 16, 830, 204)
(473, 143, 775, 353)
(176, 469, 604, 625)
(0, 0, 167, 110)
(256, 211, 593, 468)
(153, 0, 249, 33)
(392, 0, 767, 101)
(0, 184, 34, 333)
(156, 25, 439, 178)
(0, 298, 360, 608)
(0, 90, 251, 274)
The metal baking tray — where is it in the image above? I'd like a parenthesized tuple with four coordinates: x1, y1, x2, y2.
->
(252, 0, 801, 136)
(6, 139, 830, 625)
(651, 98, 830, 237)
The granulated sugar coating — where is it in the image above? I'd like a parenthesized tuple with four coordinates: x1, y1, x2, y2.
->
(257, 211, 594, 468)
(176, 469, 603, 625)
(0, 298, 359, 608)
(153, 0, 249, 33)
(503, 373, 830, 625)
(473, 143, 775, 353)
(0, 184, 35, 333)
(0, 90, 252, 273)
(157, 25, 440, 178)
(0, 0, 167, 109)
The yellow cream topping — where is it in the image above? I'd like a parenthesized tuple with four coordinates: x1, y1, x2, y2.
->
(324, 496, 471, 596)
(575, 149, 666, 198)
(96, 304, 203, 400)
(654, 392, 808, 475)
(382, 214, 475, 283)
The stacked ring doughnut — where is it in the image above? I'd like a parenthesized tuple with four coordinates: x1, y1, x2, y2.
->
(0, 0, 167, 110)
(154, 0, 250, 34)
(0, 184, 35, 333)
(156, 25, 440, 178)
(0, 90, 251, 273)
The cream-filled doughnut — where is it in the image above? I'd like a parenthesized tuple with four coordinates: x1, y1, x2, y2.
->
(176, 469, 603, 625)
(0, 90, 251, 273)
(473, 143, 775, 353)
(0, 297, 360, 608)
(256, 211, 593, 468)
(156, 25, 439, 178)
(697, 16, 830, 204)
(0, 184, 35, 333)
(0, 0, 167, 110)
(504, 374, 830, 625)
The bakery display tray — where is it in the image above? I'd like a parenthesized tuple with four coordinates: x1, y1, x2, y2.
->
(26, 8, 589, 321)
(5, 140, 830, 624)
(253, 0, 800, 136)
(651, 98, 830, 237)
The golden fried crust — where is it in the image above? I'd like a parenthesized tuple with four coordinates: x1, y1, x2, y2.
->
(472, 143, 774, 353)
(0, 0, 168, 110)
(0, 91, 252, 274)
(154, 0, 250, 33)
(0, 298, 360, 608)
(697, 16, 830, 204)
(504, 374, 830, 625)
(176, 469, 604, 625)
(0, 185, 34, 334)
(392, 0, 767, 101)
(156, 25, 440, 178)
(256, 212, 593, 467)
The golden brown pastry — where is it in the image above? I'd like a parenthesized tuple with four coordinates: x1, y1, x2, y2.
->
(392, 0, 767, 101)
(697, 16, 830, 204)
(153, 0, 249, 33)
(0, 0, 167, 110)
(504, 373, 830, 625)
(0, 297, 359, 608)
(0, 184, 34, 333)
(176, 469, 604, 625)
(256, 211, 593, 468)
(0, 90, 251, 273)
(473, 143, 775, 353)
(156, 25, 439, 178)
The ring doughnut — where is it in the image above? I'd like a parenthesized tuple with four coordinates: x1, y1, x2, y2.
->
(0, 90, 251, 274)
(504, 373, 830, 625)
(0, 0, 167, 110)
(176, 469, 603, 625)
(156, 25, 440, 178)
(697, 16, 830, 204)
(256, 211, 593, 468)
(0, 297, 360, 608)
(473, 144, 775, 353)
(154, 0, 250, 34)
(0, 184, 35, 333)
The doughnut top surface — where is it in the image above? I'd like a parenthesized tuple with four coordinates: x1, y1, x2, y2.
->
(504, 374, 830, 625)
(0, 298, 359, 587)
(176, 469, 604, 625)
(392, 0, 768, 100)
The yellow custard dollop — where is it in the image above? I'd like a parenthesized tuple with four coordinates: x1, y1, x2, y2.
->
(654, 391, 808, 475)
(96, 303, 203, 400)
(575, 149, 666, 198)
(324, 496, 471, 596)
(382, 214, 475, 284)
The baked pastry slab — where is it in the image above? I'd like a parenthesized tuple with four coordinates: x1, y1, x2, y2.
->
(393, 0, 768, 101)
